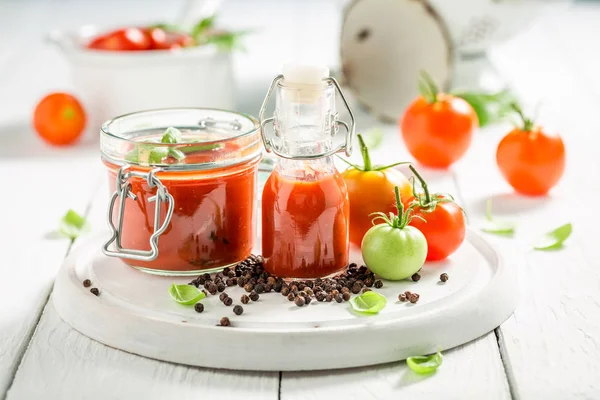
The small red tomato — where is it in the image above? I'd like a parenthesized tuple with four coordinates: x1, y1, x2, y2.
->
(33, 93, 86, 146)
(87, 28, 152, 51)
(401, 72, 478, 169)
(406, 165, 466, 261)
(496, 105, 565, 196)
(147, 28, 195, 49)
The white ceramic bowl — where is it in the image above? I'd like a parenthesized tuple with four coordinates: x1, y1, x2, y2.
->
(49, 25, 235, 141)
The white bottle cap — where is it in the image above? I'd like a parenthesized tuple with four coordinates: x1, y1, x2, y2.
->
(283, 63, 329, 85)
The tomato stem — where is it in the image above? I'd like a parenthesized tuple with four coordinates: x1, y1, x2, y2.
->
(510, 103, 534, 131)
(409, 165, 431, 205)
(395, 186, 404, 228)
(373, 161, 412, 171)
(357, 134, 372, 171)
(418, 70, 439, 104)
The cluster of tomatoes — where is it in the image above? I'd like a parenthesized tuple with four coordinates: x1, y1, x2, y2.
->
(87, 27, 194, 52)
(343, 72, 566, 279)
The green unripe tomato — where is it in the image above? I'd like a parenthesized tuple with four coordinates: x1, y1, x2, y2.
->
(361, 224, 428, 281)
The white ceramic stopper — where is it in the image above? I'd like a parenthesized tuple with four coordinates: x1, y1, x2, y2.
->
(283, 64, 329, 85)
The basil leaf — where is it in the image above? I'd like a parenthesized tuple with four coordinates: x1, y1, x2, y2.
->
(454, 90, 517, 127)
(161, 127, 183, 144)
(533, 223, 572, 250)
(169, 148, 186, 160)
(361, 128, 384, 150)
(125, 147, 139, 163)
(481, 199, 515, 235)
(191, 16, 216, 38)
(407, 349, 443, 374)
(349, 291, 386, 314)
(59, 209, 89, 239)
(203, 31, 249, 51)
(168, 284, 206, 305)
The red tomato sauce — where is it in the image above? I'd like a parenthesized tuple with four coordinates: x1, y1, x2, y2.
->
(105, 156, 259, 273)
(261, 170, 349, 278)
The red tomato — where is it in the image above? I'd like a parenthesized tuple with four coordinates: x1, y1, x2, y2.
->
(496, 107, 565, 196)
(147, 28, 195, 49)
(400, 72, 478, 168)
(87, 28, 152, 51)
(33, 93, 86, 146)
(406, 165, 466, 261)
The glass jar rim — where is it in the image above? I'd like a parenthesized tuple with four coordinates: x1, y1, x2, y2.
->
(100, 107, 262, 171)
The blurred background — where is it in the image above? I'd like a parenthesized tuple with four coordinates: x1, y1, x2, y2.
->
(0, 0, 583, 152)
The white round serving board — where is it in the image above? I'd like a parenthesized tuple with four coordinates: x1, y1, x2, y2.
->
(53, 228, 518, 371)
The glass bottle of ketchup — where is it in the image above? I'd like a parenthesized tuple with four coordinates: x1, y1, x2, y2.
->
(259, 64, 356, 279)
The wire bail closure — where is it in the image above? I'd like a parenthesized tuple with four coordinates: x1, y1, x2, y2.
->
(258, 74, 355, 160)
(102, 165, 174, 261)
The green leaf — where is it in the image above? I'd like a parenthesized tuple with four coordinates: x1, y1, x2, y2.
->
(481, 199, 515, 235)
(168, 283, 206, 305)
(453, 90, 517, 127)
(349, 291, 387, 314)
(161, 127, 183, 144)
(125, 147, 139, 163)
(407, 349, 443, 374)
(191, 16, 216, 38)
(533, 223, 572, 250)
(361, 127, 384, 150)
(59, 209, 89, 239)
(204, 31, 249, 51)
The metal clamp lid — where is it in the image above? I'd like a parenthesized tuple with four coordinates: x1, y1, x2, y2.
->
(102, 165, 174, 261)
(258, 75, 355, 160)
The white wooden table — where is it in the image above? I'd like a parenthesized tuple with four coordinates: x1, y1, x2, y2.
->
(1, 1, 599, 399)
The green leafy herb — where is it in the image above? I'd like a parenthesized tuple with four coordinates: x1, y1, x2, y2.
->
(349, 291, 387, 314)
(418, 70, 439, 104)
(533, 223, 572, 250)
(190, 16, 216, 38)
(59, 209, 89, 239)
(168, 284, 206, 305)
(481, 199, 516, 235)
(361, 127, 384, 150)
(161, 127, 183, 144)
(453, 90, 517, 127)
(407, 349, 443, 374)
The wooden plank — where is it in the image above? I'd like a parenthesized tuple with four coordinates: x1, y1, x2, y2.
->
(452, 7, 600, 398)
(6, 178, 280, 400)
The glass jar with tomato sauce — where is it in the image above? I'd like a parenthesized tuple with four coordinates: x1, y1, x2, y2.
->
(100, 108, 261, 276)
(259, 65, 356, 279)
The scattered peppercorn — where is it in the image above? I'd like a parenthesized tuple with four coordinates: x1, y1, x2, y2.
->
(281, 287, 290, 296)
(287, 293, 296, 302)
(244, 283, 254, 293)
(90, 287, 100, 296)
(194, 303, 204, 313)
(295, 296, 305, 307)
(255, 284, 265, 294)
(304, 295, 312, 305)
(223, 297, 233, 306)
(219, 292, 229, 301)
(82, 279, 92, 288)
(409, 293, 419, 304)
(411, 273, 421, 282)
(250, 291, 259, 301)
(315, 292, 326, 302)
(217, 282, 226, 292)
(326, 294, 333, 302)
(335, 294, 343, 303)
(440, 273, 449, 282)
(226, 278, 235, 287)
(342, 292, 351, 301)
(227, 270, 236, 278)
(219, 317, 231, 326)
(374, 280, 383, 289)
(241, 294, 250, 304)
(233, 305, 244, 315)
(398, 293, 407, 302)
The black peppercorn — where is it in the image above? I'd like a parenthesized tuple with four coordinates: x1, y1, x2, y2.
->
(201, 289, 208, 296)
(217, 282, 226, 292)
(326, 294, 333, 302)
(244, 283, 254, 293)
(255, 284, 265, 294)
(238, 277, 246, 287)
(304, 288, 314, 297)
(315, 292, 326, 302)
(364, 277, 373, 287)
(342, 292, 351, 301)
(203, 273, 211, 281)
(374, 280, 383, 289)
(226, 278, 235, 287)
(249, 291, 259, 301)
(440, 273, 449, 282)
(294, 296, 305, 307)
(208, 285, 218, 295)
(233, 305, 243, 315)
(82, 279, 92, 288)
(223, 297, 233, 306)
(267, 277, 277, 286)
(219, 292, 229, 301)
(274, 283, 283, 293)
(223, 267, 230, 275)
(90, 287, 100, 296)
(220, 317, 230, 326)
(304, 295, 312, 305)
(194, 303, 204, 313)
(351, 283, 361, 294)
(411, 273, 421, 282)
(398, 293, 407, 302)
(287, 293, 296, 302)
(228, 270, 236, 278)
(281, 287, 290, 296)
(362, 288, 372, 293)
(404, 290, 412, 297)
(241, 294, 250, 304)
(265, 284, 273, 293)
(409, 293, 419, 304)
(335, 294, 343, 303)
